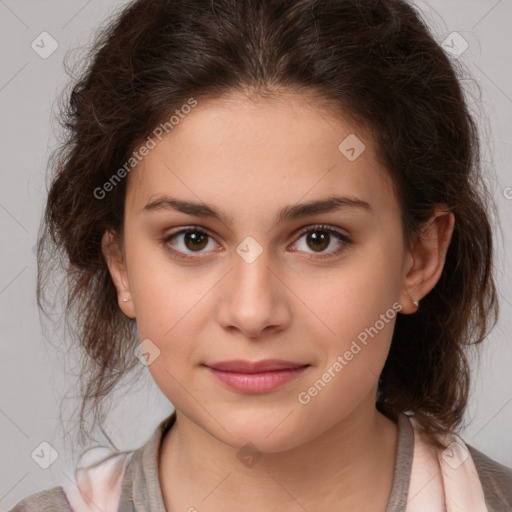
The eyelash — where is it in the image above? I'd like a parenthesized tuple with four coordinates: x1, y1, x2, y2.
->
(160, 224, 353, 262)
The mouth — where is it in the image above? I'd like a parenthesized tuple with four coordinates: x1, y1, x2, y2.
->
(205, 359, 309, 373)
(203, 360, 311, 393)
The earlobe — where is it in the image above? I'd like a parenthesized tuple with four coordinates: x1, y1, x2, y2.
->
(399, 206, 455, 314)
(101, 229, 136, 319)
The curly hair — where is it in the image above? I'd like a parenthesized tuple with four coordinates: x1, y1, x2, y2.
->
(37, 0, 498, 450)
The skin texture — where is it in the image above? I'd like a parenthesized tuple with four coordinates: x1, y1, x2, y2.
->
(102, 90, 455, 511)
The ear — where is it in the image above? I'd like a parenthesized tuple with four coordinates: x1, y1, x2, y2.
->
(398, 205, 455, 314)
(101, 229, 136, 319)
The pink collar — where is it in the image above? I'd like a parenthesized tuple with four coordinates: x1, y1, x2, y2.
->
(406, 416, 487, 511)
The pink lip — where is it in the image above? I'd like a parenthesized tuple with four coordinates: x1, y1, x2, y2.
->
(204, 360, 310, 393)
(206, 359, 307, 373)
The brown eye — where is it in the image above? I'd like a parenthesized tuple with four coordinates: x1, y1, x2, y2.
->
(183, 231, 208, 251)
(305, 231, 330, 252)
(161, 227, 218, 261)
(292, 224, 352, 260)
(161, 224, 352, 263)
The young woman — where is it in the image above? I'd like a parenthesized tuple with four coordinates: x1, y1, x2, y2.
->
(10, 0, 512, 510)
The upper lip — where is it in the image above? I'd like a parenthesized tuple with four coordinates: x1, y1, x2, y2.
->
(205, 359, 309, 373)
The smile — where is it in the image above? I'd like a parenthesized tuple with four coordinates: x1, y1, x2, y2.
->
(203, 360, 311, 393)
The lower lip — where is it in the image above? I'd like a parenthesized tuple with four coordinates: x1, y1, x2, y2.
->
(206, 366, 309, 393)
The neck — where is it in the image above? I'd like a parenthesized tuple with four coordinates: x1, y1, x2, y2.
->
(159, 400, 399, 511)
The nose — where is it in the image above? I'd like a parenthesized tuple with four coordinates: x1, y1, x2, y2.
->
(216, 248, 291, 339)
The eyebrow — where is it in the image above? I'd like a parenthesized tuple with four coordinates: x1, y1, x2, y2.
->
(141, 194, 372, 226)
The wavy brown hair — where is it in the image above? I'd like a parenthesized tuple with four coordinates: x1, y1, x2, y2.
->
(37, 0, 498, 450)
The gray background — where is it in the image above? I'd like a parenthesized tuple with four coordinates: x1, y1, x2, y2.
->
(0, 0, 511, 509)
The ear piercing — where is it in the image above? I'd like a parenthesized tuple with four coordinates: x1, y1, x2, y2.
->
(122, 296, 131, 302)
(407, 290, 419, 310)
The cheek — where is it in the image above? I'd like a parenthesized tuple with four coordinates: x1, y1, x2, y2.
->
(291, 245, 402, 413)
(126, 237, 208, 335)
(294, 242, 402, 346)
(295, 282, 399, 424)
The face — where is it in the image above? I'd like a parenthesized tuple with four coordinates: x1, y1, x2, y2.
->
(105, 90, 418, 452)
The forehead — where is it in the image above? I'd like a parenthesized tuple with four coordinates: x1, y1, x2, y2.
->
(125, 91, 396, 222)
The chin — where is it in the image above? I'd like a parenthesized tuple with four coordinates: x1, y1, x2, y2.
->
(206, 407, 312, 453)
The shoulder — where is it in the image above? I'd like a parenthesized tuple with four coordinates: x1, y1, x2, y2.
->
(8, 486, 72, 511)
(466, 444, 512, 510)
(407, 414, 512, 510)
(8, 451, 134, 512)
(62, 451, 134, 512)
